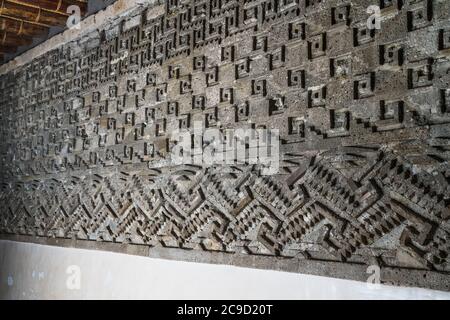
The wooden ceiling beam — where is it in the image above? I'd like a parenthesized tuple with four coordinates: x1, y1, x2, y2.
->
(14, 0, 88, 15)
(0, 15, 49, 37)
(0, 0, 71, 27)
(0, 44, 17, 54)
(0, 29, 32, 46)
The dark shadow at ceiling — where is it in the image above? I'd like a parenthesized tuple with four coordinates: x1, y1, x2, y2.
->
(0, 0, 117, 64)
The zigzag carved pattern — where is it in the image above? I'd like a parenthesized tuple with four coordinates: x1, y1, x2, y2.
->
(1, 149, 448, 272)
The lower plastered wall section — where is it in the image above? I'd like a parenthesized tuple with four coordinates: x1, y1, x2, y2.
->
(0, 0, 449, 291)
(2, 240, 450, 299)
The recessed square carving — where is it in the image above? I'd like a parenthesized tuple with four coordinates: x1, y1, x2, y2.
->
(381, 100, 404, 121)
(441, 89, 450, 113)
(235, 102, 249, 122)
(76, 125, 86, 136)
(193, 25, 205, 45)
(179, 32, 191, 48)
(269, 95, 286, 115)
(407, 1, 432, 32)
(109, 85, 118, 98)
(207, 20, 222, 39)
(263, 0, 277, 20)
(270, 46, 286, 70)
(123, 146, 133, 160)
(354, 73, 375, 99)
(192, 95, 206, 110)
(147, 73, 157, 86)
(252, 79, 267, 96)
(168, 65, 180, 79)
(116, 128, 125, 144)
(235, 58, 251, 79)
(331, 5, 350, 26)
(220, 88, 233, 104)
(328, 109, 350, 136)
(308, 33, 326, 59)
(280, 0, 297, 12)
(225, 8, 239, 36)
(308, 86, 327, 107)
(92, 92, 101, 103)
(205, 108, 218, 127)
(439, 29, 450, 50)
(380, 0, 395, 9)
(98, 134, 107, 147)
(376, 100, 404, 131)
(155, 119, 166, 136)
(206, 66, 219, 86)
(180, 77, 192, 94)
(156, 84, 167, 102)
(306, 0, 322, 7)
(243, 5, 258, 25)
(125, 112, 135, 125)
(289, 117, 305, 137)
(408, 59, 433, 89)
(380, 43, 404, 66)
(167, 102, 178, 116)
(330, 55, 351, 77)
(288, 69, 305, 88)
(210, 0, 221, 16)
(179, 114, 190, 129)
(253, 35, 268, 52)
(353, 24, 375, 47)
(104, 149, 114, 161)
(221, 45, 235, 62)
(127, 79, 136, 92)
(193, 56, 206, 71)
(289, 21, 305, 40)
(135, 124, 146, 140)
(193, 2, 206, 17)
(144, 142, 154, 157)
(145, 107, 154, 121)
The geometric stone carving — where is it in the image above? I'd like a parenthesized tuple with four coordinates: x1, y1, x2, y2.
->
(1, 0, 450, 291)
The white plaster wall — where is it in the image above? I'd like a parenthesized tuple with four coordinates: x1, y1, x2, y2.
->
(0, 240, 449, 300)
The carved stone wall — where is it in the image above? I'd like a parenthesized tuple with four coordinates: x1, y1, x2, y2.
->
(1, 0, 449, 291)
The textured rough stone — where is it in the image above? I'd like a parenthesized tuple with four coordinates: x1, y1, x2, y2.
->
(0, 0, 450, 291)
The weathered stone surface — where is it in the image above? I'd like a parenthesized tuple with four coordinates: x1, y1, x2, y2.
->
(1, 0, 450, 290)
